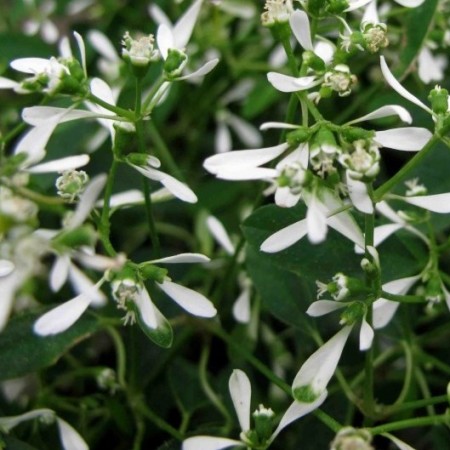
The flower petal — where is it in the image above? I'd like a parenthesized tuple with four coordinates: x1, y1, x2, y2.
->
(346, 175, 373, 214)
(157, 24, 174, 59)
(0, 77, 20, 89)
(229, 369, 251, 432)
(10, 57, 51, 74)
(173, 0, 202, 50)
(27, 154, 90, 173)
(375, 128, 432, 151)
(382, 433, 416, 450)
(50, 254, 70, 292)
(359, 317, 374, 351)
(260, 122, 300, 131)
(372, 298, 399, 329)
(394, 0, 425, 7)
(289, 10, 313, 51)
(57, 418, 89, 450)
(0, 260, 15, 277)
(87, 30, 120, 62)
(401, 193, 450, 213)
(73, 31, 87, 77)
(346, 105, 412, 125)
(380, 56, 432, 114)
(306, 300, 346, 317)
(68, 264, 106, 307)
(158, 280, 217, 317)
(206, 215, 235, 255)
(270, 393, 327, 441)
(267, 72, 320, 93)
(182, 436, 243, 450)
(204, 143, 289, 174)
(34, 294, 91, 335)
(177, 58, 219, 81)
(226, 113, 262, 148)
(232, 288, 251, 323)
(344, 0, 372, 11)
(150, 253, 210, 264)
(306, 194, 328, 244)
(260, 219, 308, 253)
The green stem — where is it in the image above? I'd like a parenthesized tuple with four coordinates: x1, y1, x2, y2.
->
(106, 327, 126, 387)
(370, 413, 449, 434)
(414, 367, 435, 416)
(87, 93, 135, 120)
(380, 291, 424, 303)
(99, 157, 119, 256)
(142, 75, 166, 113)
(388, 341, 413, 409)
(374, 135, 439, 201)
(137, 402, 184, 441)
(389, 395, 448, 414)
(199, 342, 232, 428)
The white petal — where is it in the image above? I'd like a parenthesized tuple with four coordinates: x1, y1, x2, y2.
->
(226, 114, 262, 148)
(267, 72, 320, 93)
(346, 175, 373, 214)
(260, 219, 308, 253)
(346, 105, 412, 125)
(362, 0, 379, 24)
(160, 173, 198, 203)
(270, 393, 327, 441)
(0, 260, 15, 277)
(260, 122, 300, 131)
(289, 10, 313, 51)
(292, 326, 352, 397)
(87, 30, 119, 62)
(219, 1, 256, 19)
(182, 436, 242, 450)
(0, 409, 55, 433)
(27, 154, 90, 173)
(23, 106, 102, 126)
(345, 0, 372, 12)
(417, 47, 446, 84)
(173, 0, 202, 49)
(0, 77, 20, 89)
(177, 58, 219, 81)
(157, 24, 174, 59)
(41, 20, 59, 44)
(372, 223, 404, 248)
(10, 57, 51, 74)
(57, 418, 89, 450)
(359, 317, 374, 351)
(216, 167, 279, 180)
(215, 122, 232, 153)
(306, 300, 346, 317)
(394, 0, 425, 7)
(158, 280, 217, 317)
(73, 31, 87, 77)
(34, 294, 91, 335)
(376, 201, 404, 223)
(375, 128, 432, 151)
(382, 433, 417, 450)
(135, 287, 158, 329)
(228, 369, 251, 432)
(232, 288, 251, 323)
(204, 143, 289, 174)
(401, 193, 450, 213)
(274, 186, 301, 208)
(372, 298, 400, 329)
(380, 56, 432, 114)
(97, 189, 145, 208)
(68, 264, 106, 307)
(50, 254, 70, 292)
(206, 216, 235, 254)
(306, 195, 328, 244)
(150, 253, 210, 264)
(66, 174, 106, 229)
(148, 4, 172, 28)
(74, 250, 124, 272)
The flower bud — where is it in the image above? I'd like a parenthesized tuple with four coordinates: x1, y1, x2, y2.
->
(286, 127, 312, 146)
(330, 427, 374, 450)
(139, 263, 168, 283)
(340, 301, 366, 326)
(164, 49, 188, 80)
(322, 65, 357, 97)
(326, 0, 349, 14)
(362, 22, 389, 54)
(428, 85, 449, 115)
(339, 139, 380, 181)
(56, 170, 89, 202)
(253, 404, 275, 443)
(302, 50, 326, 73)
(261, 0, 293, 27)
(122, 32, 159, 73)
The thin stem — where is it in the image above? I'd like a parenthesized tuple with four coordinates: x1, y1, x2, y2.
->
(389, 395, 448, 414)
(99, 157, 119, 256)
(414, 366, 436, 416)
(87, 93, 135, 120)
(389, 341, 414, 408)
(370, 413, 449, 435)
(137, 402, 184, 441)
(106, 327, 126, 387)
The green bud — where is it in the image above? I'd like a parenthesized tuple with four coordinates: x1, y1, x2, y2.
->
(253, 405, 275, 444)
(126, 152, 149, 166)
(164, 48, 188, 79)
(340, 301, 366, 326)
(428, 86, 449, 115)
(139, 263, 168, 283)
(425, 273, 443, 304)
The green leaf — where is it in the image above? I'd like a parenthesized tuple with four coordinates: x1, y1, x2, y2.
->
(0, 312, 101, 381)
(1, 436, 39, 450)
(394, 0, 440, 80)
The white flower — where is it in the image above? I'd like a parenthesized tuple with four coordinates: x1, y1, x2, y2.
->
(22, 0, 59, 44)
(155, 0, 219, 81)
(183, 369, 325, 450)
(260, 187, 364, 252)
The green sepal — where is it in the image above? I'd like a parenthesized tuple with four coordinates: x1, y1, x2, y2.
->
(286, 127, 312, 146)
(302, 50, 325, 73)
(164, 49, 188, 80)
(326, 0, 349, 14)
(340, 301, 366, 326)
(428, 87, 449, 115)
(126, 152, 148, 166)
(340, 126, 375, 143)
